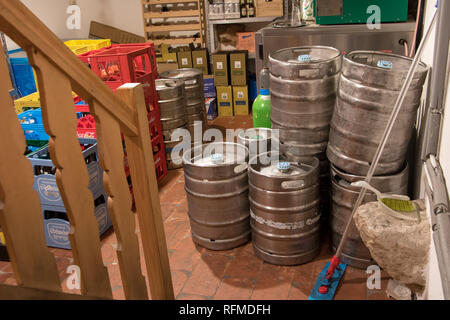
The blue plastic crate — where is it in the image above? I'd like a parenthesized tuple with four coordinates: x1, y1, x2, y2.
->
(22, 124, 50, 145)
(8, 49, 37, 97)
(27, 139, 104, 207)
(17, 108, 44, 125)
(42, 193, 112, 249)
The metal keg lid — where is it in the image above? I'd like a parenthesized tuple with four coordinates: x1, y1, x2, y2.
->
(184, 143, 248, 169)
(269, 46, 342, 80)
(155, 79, 185, 101)
(343, 51, 429, 91)
(259, 161, 306, 177)
(160, 68, 203, 87)
(238, 128, 272, 142)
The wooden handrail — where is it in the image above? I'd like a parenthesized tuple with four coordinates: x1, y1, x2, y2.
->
(0, 0, 174, 300)
(0, 0, 137, 136)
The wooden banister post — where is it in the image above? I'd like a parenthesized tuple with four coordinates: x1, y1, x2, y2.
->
(117, 83, 174, 300)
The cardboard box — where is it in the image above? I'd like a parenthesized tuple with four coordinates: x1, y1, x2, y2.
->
(217, 86, 233, 117)
(204, 75, 216, 98)
(157, 62, 179, 74)
(212, 52, 229, 86)
(205, 98, 218, 120)
(255, 0, 283, 17)
(192, 49, 209, 75)
(177, 50, 193, 69)
(237, 32, 256, 54)
(233, 86, 249, 115)
(160, 43, 177, 62)
(230, 51, 247, 86)
(89, 21, 145, 44)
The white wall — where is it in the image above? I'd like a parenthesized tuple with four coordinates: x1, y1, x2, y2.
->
(6, 0, 144, 51)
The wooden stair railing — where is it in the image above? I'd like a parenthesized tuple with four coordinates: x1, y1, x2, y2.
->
(0, 0, 174, 300)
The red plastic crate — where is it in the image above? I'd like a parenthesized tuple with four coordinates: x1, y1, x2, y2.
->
(77, 115, 97, 139)
(78, 46, 112, 66)
(153, 147, 167, 182)
(89, 45, 158, 108)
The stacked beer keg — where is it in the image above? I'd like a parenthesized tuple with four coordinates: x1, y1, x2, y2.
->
(326, 51, 429, 268)
(160, 68, 207, 143)
(248, 152, 321, 265)
(269, 46, 342, 218)
(183, 143, 251, 250)
(155, 78, 187, 169)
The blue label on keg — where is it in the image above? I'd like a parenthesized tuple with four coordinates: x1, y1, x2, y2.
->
(298, 54, 311, 63)
(377, 60, 393, 69)
(277, 162, 291, 171)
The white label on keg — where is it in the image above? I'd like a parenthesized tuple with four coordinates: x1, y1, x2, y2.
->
(299, 69, 320, 78)
(237, 91, 244, 99)
(217, 62, 223, 69)
(196, 57, 203, 65)
(234, 163, 248, 174)
(234, 61, 241, 69)
(182, 58, 188, 65)
(221, 92, 228, 100)
(281, 180, 305, 189)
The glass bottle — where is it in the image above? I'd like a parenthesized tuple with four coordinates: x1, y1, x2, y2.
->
(240, 0, 247, 17)
(291, 0, 302, 26)
(247, 0, 255, 18)
(252, 68, 271, 129)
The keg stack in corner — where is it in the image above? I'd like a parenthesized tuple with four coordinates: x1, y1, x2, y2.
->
(269, 46, 342, 219)
(160, 68, 207, 145)
(326, 51, 429, 268)
(155, 78, 188, 170)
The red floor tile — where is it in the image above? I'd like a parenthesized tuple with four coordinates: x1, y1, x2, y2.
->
(181, 252, 232, 297)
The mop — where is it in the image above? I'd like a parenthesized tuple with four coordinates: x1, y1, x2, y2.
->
(308, 3, 439, 300)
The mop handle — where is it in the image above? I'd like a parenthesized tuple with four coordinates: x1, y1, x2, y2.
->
(329, 10, 438, 278)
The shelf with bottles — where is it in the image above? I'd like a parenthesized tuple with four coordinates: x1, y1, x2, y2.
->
(141, 0, 206, 47)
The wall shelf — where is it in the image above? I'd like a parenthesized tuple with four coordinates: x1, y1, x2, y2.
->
(141, 0, 206, 48)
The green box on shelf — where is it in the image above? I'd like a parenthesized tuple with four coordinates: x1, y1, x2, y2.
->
(313, 0, 408, 25)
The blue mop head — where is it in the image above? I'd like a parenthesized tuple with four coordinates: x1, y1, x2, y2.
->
(308, 261, 347, 300)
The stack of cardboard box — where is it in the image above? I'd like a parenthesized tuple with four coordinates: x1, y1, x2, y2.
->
(177, 48, 209, 75)
(212, 51, 249, 117)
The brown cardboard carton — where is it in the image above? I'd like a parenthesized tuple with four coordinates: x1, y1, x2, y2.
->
(233, 86, 249, 115)
(229, 51, 247, 86)
(255, 0, 283, 17)
(212, 52, 229, 86)
(192, 49, 209, 75)
(217, 86, 233, 117)
(177, 51, 193, 69)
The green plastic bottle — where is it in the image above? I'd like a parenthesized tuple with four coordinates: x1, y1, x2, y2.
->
(252, 68, 271, 128)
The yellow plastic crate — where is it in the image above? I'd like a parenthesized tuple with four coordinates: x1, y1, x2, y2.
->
(14, 91, 79, 114)
(65, 43, 90, 55)
(0, 231, 5, 245)
(14, 92, 41, 113)
(65, 39, 112, 52)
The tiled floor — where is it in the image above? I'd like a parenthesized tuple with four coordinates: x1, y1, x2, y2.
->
(0, 115, 391, 300)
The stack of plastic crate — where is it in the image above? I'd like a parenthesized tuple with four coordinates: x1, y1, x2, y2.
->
(88, 43, 167, 182)
(27, 140, 112, 249)
(16, 99, 91, 147)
